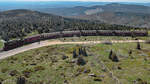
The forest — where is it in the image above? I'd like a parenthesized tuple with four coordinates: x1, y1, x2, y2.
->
(0, 9, 148, 41)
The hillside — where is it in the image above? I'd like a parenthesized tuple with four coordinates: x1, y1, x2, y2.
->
(0, 9, 65, 39)
(47, 3, 150, 16)
(45, 3, 150, 28)
(0, 9, 96, 40)
(70, 11, 150, 28)
(0, 42, 150, 84)
(0, 9, 143, 41)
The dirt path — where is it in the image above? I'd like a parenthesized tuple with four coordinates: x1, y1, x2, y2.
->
(0, 40, 146, 60)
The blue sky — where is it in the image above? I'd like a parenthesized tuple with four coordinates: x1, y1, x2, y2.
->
(0, 0, 149, 3)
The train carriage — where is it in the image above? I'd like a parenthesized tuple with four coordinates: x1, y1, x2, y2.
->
(113, 30, 132, 36)
(97, 30, 114, 36)
(62, 31, 81, 37)
(132, 31, 148, 36)
(81, 30, 97, 36)
(41, 32, 61, 40)
(24, 35, 41, 44)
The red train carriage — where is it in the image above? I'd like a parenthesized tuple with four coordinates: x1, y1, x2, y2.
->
(24, 35, 41, 44)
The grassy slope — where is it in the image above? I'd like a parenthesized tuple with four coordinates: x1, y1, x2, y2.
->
(0, 42, 150, 84)
(58, 36, 150, 42)
(0, 41, 4, 49)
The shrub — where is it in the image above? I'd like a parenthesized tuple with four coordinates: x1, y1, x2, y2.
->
(10, 57, 18, 61)
(128, 50, 132, 56)
(9, 70, 19, 76)
(94, 78, 102, 82)
(77, 57, 86, 66)
(83, 69, 91, 73)
(34, 66, 45, 72)
(109, 50, 119, 62)
(1, 68, 9, 73)
(136, 78, 148, 84)
(62, 55, 68, 60)
(22, 68, 33, 78)
(137, 42, 141, 50)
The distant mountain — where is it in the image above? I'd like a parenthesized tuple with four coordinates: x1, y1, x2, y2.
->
(70, 11, 150, 28)
(0, 1, 110, 11)
(46, 3, 150, 16)
(45, 3, 150, 28)
(0, 9, 50, 17)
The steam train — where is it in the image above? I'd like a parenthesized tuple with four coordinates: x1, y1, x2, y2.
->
(3, 30, 148, 51)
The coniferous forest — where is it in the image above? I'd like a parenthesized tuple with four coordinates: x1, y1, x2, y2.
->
(0, 9, 147, 40)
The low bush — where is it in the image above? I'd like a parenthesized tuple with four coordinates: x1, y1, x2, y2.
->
(34, 66, 45, 72)
(1, 68, 9, 73)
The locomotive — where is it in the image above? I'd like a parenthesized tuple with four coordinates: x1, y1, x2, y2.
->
(3, 30, 148, 51)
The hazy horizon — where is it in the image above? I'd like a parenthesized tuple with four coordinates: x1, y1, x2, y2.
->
(0, 0, 150, 3)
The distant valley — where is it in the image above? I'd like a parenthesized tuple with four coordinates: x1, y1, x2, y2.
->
(47, 3, 150, 16)
(44, 3, 150, 28)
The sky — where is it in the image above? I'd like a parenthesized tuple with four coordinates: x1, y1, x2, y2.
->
(0, 0, 149, 3)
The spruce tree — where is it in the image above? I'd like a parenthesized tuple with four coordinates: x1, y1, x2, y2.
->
(109, 50, 113, 59)
(73, 49, 78, 58)
(83, 47, 88, 56)
(109, 50, 119, 62)
(79, 47, 82, 55)
(112, 54, 119, 62)
(137, 42, 141, 50)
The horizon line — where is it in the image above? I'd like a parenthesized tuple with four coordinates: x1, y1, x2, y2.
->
(0, 1, 149, 3)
